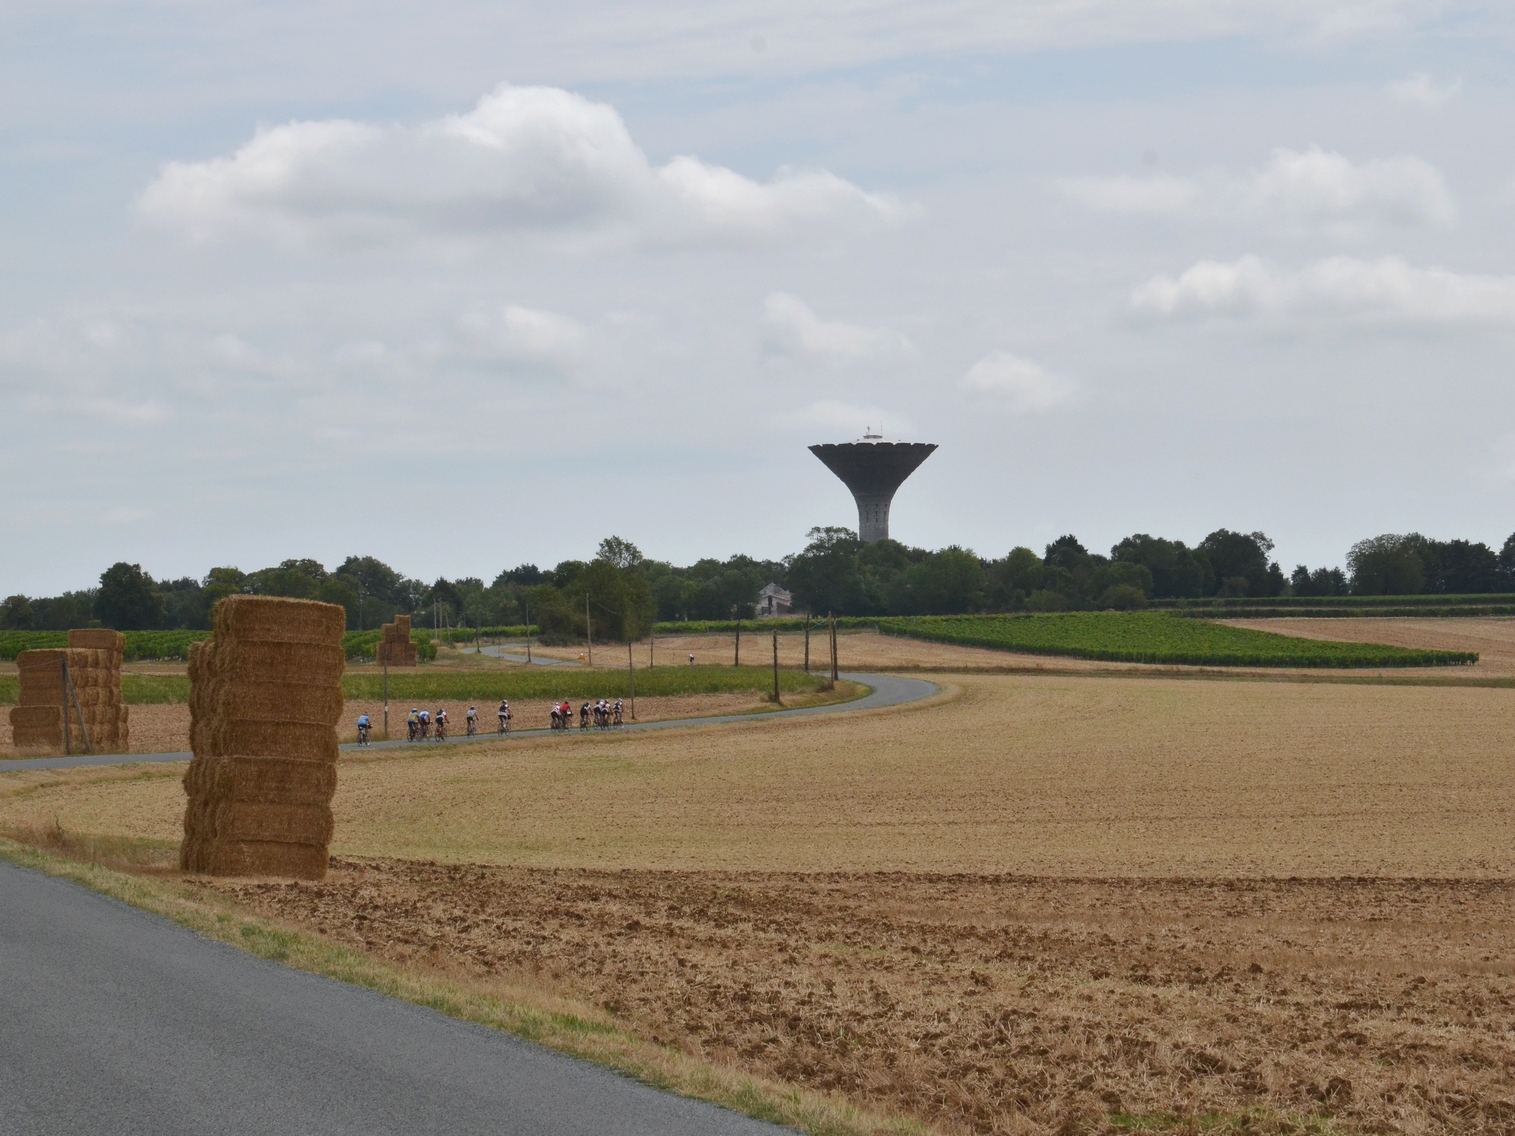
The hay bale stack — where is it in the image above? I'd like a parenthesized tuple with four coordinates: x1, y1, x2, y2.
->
(67, 629, 127, 752)
(180, 595, 346, 879)
(8, 637, 127, 752)
(376, 614, 418, 667)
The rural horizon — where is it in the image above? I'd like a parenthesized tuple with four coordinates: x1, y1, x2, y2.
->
(5, 3, 1513, 1134)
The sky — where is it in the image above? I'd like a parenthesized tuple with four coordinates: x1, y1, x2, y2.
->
(4, 1, 1515, 594)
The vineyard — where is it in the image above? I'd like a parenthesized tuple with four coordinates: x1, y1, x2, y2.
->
(0, 628, 439, 663)
(874, 612, 1479, 667)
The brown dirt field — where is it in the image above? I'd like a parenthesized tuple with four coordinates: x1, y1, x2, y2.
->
(8, 671, 1515, 1135)
(6, 673, 1510, 877)
(1223, 617, 1515, 677)
(192, 861, 1515, 1136)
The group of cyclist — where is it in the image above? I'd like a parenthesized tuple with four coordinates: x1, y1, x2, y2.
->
(356, 694, 625, 744)
(550, 698, 625, 730)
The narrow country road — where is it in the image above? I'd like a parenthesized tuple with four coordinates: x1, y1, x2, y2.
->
(0, 860, 792, 1136)
(0, 673, 939, 773)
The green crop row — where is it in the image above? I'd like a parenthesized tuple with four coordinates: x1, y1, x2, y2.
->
(0, 665, 820, 706)
(873, 612, 1477, 668)
(0, 628, 448, 663)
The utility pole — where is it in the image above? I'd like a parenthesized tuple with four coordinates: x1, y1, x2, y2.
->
(772, 631, 780, 704)
(732, 607, 741, 666)
(803, 611, 811, 672)
(829, 611, 838, 683)
(585, 593, 593, 666)
(383, 656, 390, 740)
(627, 641, 637, 720)
(524, 597, 532, 664)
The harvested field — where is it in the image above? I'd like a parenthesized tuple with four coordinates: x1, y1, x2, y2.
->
(196, 861, 1515, 1136)
(1223, 617, 1515, 677)
(6, 674, 1511, 876)
(5, 670, 1514, 1134)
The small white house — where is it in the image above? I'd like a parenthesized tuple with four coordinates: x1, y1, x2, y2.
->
(756, 583, 793, 618)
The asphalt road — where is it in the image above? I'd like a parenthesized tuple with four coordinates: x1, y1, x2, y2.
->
(0, 859, 792, 1136)
(0, 672, 938, 773)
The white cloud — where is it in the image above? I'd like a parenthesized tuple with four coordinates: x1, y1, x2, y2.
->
(103, 506, 150, 525)
(1133, 255, 1515, 325)
(457, 303, 587, 372)
(1062, 146, 1455, 234)
(138, 83, 904, 251)
(761, 292, 912, 363)
(774, 399, 914, 438)
(1388, 72, 1462, 107)
(961, 352, 1076, 413)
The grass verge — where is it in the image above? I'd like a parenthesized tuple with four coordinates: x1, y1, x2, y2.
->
(0, 831, 933, 1136)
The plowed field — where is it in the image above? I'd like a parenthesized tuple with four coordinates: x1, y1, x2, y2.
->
(199, 861, 1515, 1136)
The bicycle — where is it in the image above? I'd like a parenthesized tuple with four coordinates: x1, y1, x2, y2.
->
(357, 721, 370, 746)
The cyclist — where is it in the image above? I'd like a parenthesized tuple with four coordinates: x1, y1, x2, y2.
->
(498, 700, 511, 734)
(406, 708, 419, 742)
(435, 707, 447, 741)
(418, 708, 431, 739)
(356, 713, 371, 745)
(465, 705, 477, 736)
(579, 701, 590, 729)
(612, 698, 624, 726)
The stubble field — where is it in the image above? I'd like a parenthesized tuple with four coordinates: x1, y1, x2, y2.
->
(3, 654, 1513, 1134)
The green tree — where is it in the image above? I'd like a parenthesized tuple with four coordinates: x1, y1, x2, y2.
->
(1097, 583, 1147, 610)
(785, 527, 881, 616)
(885, 547, 985, 614)
(1347, 534, 1426, 595)
(1111, 534, 1211, 598)
(985, 547, 1045, 610)
(1198, 530, 1280, 597)
(0, 595, 36, 630)
(95, 562, 165, 630)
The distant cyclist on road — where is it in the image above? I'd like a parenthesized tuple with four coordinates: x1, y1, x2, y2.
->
(356, 713, 371, 745)
(406, 708, 420, 742)
(465, 705, 477, 736)
(418, 708, 431, 739)
(498, 700, 511, 734)
(434, 707, 448, 741)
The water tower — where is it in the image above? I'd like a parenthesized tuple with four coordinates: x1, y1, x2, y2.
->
(809, 429, 937, 543)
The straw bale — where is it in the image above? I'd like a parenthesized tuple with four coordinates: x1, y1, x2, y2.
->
(184, 755, 337, 805)
(179, 837, 328, 880)
(68, 629, 126, 652)
(197, 682, 343, 726)
(9, 706, 62, 748)
(392, 614, 410, 636)
(214, 595, 346, 645)
(197, 641, 344, 681)
(183, 798, 334, 845)
(204, 722, 340, 763)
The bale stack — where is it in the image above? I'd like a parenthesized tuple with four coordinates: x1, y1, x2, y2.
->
(180, 595, 346, 880)
(66, 629, 128, 752)
(376, 614, 418, 666)
(8, 631, 128, 753)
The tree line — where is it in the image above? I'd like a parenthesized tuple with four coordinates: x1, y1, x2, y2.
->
(4, 527, 1514, 637)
